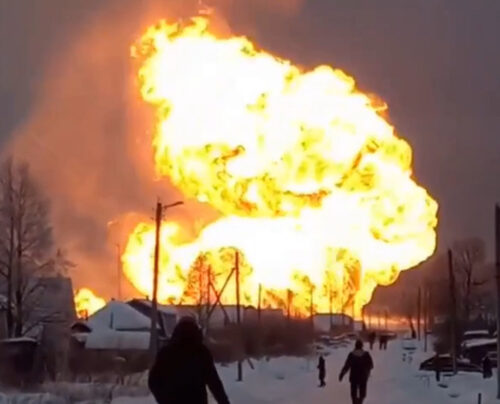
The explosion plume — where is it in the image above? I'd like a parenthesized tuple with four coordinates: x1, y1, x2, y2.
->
(74, 288, 106, 318)
(123, 17, 437, 316)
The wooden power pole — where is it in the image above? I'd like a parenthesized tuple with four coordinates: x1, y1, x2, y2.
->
(206, 265, 211, 335)
(287, 289, 292, 325)
(417, 286, 421, 341)
(149, 200, 183, 360)
(235, 251, 242, 382)
(257, 283, 262, 324)
(328, 283, 332, 332)
(448, 248, 458, 375)
(495, 205, 500, 398)
(149, 201, 163, 359)
(116, 243, 122, 301)
(424, 286, 428, 353)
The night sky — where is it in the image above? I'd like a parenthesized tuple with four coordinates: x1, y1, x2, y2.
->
(1, 0, 500, 265)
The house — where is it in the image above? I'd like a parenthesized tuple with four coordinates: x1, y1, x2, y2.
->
(0, 276, 76, 339)
(238, 306, 285, 325)
(127, 299, 180, 338)
(72, 300, 163, 351)
(87, 300, 152, 332)
(313, 313, 354, 333)
(68, 301, 156, 377)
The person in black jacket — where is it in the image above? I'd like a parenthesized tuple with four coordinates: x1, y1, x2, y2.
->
(317, 355, 326, 387)
(368, 332, 376, 350)
(483, 355, 493, 379)
(339, 340, 374, 404)
(148, 317, 230, 404)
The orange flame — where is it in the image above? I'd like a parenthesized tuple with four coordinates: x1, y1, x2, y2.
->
(74, 288, 106, 319)
(123, 18, 438, 317)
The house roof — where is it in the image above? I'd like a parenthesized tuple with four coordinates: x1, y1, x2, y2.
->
(128, 299, 179, 315)
(87, 300, 153, 331)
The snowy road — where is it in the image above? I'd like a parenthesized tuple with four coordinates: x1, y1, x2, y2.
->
(217, 341, 449, 404)
(113, 340, 496, 404)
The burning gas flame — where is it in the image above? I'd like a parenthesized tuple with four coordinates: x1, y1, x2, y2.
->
(124, 17, 438, 316)
(74, 288, 106, 319)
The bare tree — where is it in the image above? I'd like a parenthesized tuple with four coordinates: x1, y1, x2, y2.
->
(452, 238, 486, 324)
(0, 158, 57, 337)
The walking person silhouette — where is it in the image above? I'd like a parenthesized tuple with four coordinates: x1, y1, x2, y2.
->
(318, 355, 326, 387)
(149, 317, 230, 404)
(339, 340, 374, 404)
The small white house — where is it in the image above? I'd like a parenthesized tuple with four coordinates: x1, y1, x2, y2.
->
(77, 300, 160, 351)
(313, 313, 354, 333)
(88, 301, 152, 331)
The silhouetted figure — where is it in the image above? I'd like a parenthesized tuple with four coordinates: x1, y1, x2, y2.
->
(379, 334, 388, 350)
(149, 317, 230, 404)
(433, 353, 441, 382)
(339, 340, 374, 404)
(368, 332, 376, 350)
(483, 355, 493, 379)
(318, 355, 326, 387)
(411, 328, 416, 339)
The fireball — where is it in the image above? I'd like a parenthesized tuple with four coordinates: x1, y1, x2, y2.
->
(74, 288, 106, 319)
(123, 18, 438, 316)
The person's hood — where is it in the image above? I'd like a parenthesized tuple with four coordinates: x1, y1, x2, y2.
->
(352, 349, 365, 357)
(170, 316, 203, 347)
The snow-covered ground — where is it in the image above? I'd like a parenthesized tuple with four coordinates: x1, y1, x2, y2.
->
(1, 338, 496, 403)
(113, 339, 497, 404)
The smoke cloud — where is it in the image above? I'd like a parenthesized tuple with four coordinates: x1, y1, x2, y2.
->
(5, 0, 305, 298)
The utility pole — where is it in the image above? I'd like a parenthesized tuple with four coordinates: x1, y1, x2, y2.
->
(341, 277, 345, 328)
(328, 282, 333, 332)
(235, 251, 242, 382)
(206, 265, 211, 335)
(384, 309, 388, 330)
(116, 244, 122, 301)
(310, 286, 314, 332)
(257, 283, 262, 324)
(149, 200, 183, 360)
(448, 248, 458, 375)
(424, 286, 428, 352)
(149, 201, 162, 360)
(495, 205, 500, 398)
(287, 289, 292, 326)
(417, 286, 421, 341)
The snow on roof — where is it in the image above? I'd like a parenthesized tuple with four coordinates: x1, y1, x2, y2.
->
(87, 300, 153, 331)
(463, 338, 497, 349)
(84, 330, 150, 350)
(130, 299, 179, 315)
(464, 330, 489, 336)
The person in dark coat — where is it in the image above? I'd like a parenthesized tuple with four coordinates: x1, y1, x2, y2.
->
(339, 340, 374, 404)
(318, 355, 326, 387)
(483, 355, 493, 379)
(379, 334, 388, 350)
(368, 331, 376, 350)
(378, 334, 384, 350)
(148, 317, 230, 404)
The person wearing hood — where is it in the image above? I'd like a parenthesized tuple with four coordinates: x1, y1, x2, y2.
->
(339, 339, 374, 404)
(148, 316, 230, 404)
